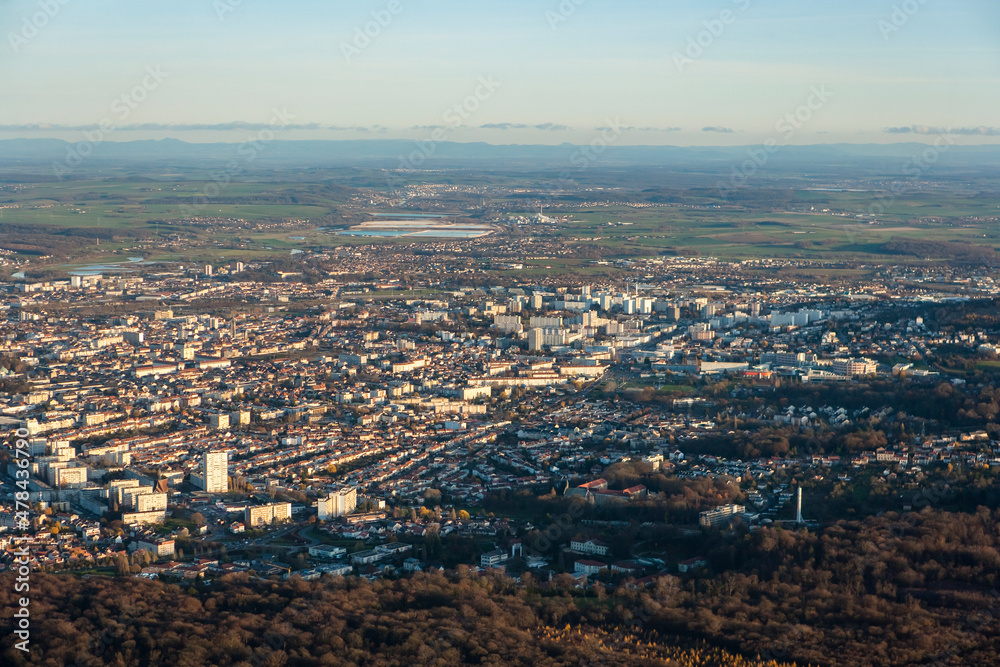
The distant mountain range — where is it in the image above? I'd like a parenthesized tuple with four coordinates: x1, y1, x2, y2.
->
(1, 138, 999, 174)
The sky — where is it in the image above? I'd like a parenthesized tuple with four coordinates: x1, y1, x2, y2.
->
(1, 0, 998, 146)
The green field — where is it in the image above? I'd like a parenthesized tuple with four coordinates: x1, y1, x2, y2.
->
(541, 190, 1000, 261)
(2, 178, 999, 271)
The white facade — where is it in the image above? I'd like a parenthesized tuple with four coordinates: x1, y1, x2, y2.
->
(570, 539, 610, 556)
(833, 358, 877, 377)
(318, 487, 357, 520)
(209, 413, 230, 430)
(245, 502, 292, 527)
(528, 327, 570, 351)
(202, 451, 229, 493)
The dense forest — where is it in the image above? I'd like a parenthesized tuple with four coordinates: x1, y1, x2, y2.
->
(0, 573, 792, 667)
(3, 508, 999, 666)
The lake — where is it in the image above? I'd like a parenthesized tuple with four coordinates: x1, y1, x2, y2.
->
(369, 213, 447, 218)
(337, 224, 492, 239)
(68, 257, 151, 276)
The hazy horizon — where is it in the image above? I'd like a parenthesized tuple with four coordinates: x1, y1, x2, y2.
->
(2, 0, 998, 147)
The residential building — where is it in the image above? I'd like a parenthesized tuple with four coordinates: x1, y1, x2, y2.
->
(244, 502, 292, 527)
(318, 487, 357, 520)
(200, 451, 229, 494)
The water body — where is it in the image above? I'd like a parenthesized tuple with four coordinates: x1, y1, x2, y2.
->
(338, 225, 492, 239)
(358, 220, 457, 227)
(340, 230, 490, 238)
(801, 188, 870, 192)
(68, 257, 150, 276)
(409, 229, 493, 238)
(370, 213, 446, 218)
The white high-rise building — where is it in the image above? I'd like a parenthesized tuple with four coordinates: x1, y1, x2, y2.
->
(318, 487, 357, 520)
(528, 327, 569, 351)
(201, 451, 229, 493)
(493, 314, 522, 334)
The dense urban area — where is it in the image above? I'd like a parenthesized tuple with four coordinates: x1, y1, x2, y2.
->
(5, 0, 1000, 663)
(2, 159, 1000, 666)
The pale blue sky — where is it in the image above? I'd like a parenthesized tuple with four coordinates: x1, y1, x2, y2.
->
(1, 0, 998, 145)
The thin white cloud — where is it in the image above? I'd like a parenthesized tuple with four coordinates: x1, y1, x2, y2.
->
(479, 123, 571, 131)
(595, 125, 681, 132)
(885, 125, 1000, 136)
